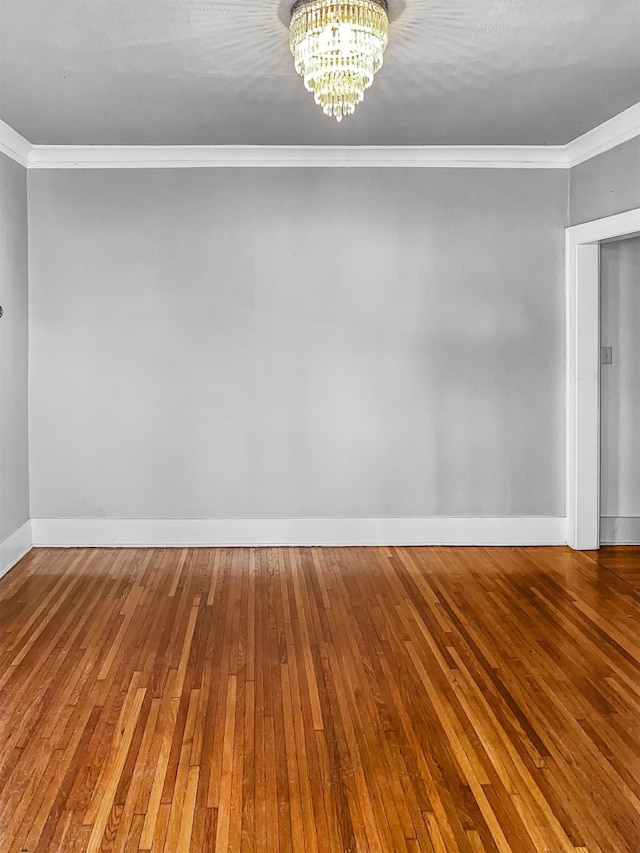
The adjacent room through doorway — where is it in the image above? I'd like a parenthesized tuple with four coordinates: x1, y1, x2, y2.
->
(600, 235, 640, 545)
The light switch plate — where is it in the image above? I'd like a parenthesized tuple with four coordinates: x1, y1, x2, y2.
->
(601, 346, 613, 365)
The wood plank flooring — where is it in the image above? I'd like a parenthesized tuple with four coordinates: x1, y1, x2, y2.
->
(0, 545, 639, 852)
(596, 545, 640, 593)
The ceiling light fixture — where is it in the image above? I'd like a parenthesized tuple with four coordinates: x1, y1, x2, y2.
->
(289, 0, 389, 121)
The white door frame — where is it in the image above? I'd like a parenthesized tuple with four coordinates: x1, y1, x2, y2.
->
(566, 207, 640, 550)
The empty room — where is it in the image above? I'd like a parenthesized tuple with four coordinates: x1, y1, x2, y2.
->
(1, 1, 639, 851)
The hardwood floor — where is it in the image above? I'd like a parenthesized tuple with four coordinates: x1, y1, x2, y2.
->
(595, 546, 640, 593)
(0, 546, 639, 852)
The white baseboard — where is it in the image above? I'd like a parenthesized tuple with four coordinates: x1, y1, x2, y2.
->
(600, 517, 640, 545)
(30, 517, 567, 548)
(0, 520, 33, 578)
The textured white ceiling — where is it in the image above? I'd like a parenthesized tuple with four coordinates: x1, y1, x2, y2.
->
(1, 0, 639, 146)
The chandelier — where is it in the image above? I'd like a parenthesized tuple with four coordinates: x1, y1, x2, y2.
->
(289, 0, 389, 121)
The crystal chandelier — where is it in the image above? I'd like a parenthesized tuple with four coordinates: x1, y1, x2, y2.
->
(289, 0, 389, 121)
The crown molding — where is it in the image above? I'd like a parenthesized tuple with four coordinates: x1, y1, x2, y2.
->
(27, 143, 569, 169)
(0, 120, 32, 167)
(3, 102, 638, 169)
(565, 102, 640, 168)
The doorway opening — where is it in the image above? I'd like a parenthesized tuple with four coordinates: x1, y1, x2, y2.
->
(565, 208, 640, 550)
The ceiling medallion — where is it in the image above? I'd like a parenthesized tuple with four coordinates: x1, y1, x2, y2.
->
(289, 0, 389, 121)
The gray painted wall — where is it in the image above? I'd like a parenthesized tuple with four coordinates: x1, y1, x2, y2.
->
(600, 236, 640, 544)
(0, 153, 29, 541)
(28, 168, 567, 520)
(569, 137, 640, 225)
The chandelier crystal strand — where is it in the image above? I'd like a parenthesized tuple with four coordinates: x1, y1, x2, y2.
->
(289, 0, 389, 121)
